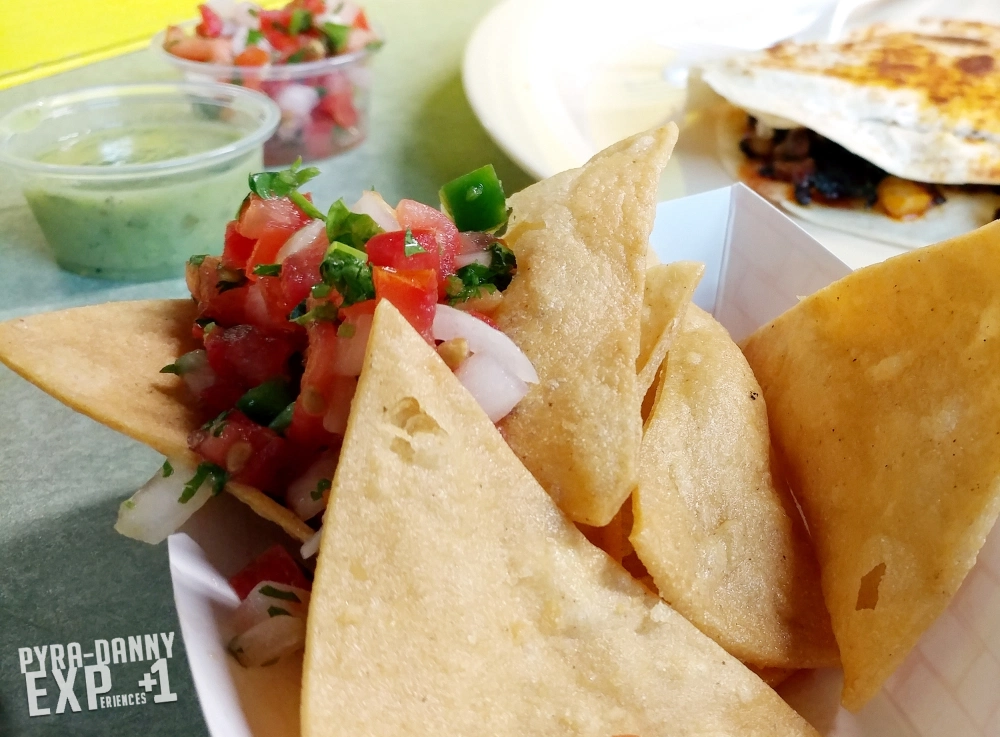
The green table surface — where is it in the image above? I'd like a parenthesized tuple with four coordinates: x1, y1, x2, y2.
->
(0, 2, 531, 734)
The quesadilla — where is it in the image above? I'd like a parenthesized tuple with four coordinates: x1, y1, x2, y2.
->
(302, 300, 820, 737)
(700, 19, 1000, 248)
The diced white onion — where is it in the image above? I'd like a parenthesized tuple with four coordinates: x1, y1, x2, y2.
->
(351, 190, 400, 232)
(454, 352, 528, 423)
(331, 313, 373, 377)
(458, 231, 494, 255)
(178, 349, 217, 395)
(455, 251, 493, 269)
(228, 615, 306, 668)
(275, 83, 320, 119)
(245, 282, 271, 325)
(346, 27, 378, 52)
(432, 304, 538, 384)
(285, 451, 339, 521)
(230, 24, 249, 56)
(322, 377, 358, 434)
(230, 581, 311, 636)
(115, 460, 214, 545)
(275, 219, 326, 263)
(233, 1, 260, 29)
(301, 530, 322, 559)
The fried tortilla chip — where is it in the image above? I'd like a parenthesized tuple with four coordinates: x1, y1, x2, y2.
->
(632, 305, 838, 669)
(301, 300, 819, 737)
(741, 220, 1000, 709)
(495, 125, 678, 526)
(0, 300, 313, 543)
(637, 261, 704, 396)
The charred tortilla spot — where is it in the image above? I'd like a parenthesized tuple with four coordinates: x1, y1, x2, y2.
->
(956, 54, 995, 75)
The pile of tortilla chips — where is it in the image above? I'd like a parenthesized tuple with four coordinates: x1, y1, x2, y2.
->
(3, 123, 1000, 730)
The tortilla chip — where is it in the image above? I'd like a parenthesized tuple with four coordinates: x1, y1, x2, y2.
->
(741, 220, 1000, 709)
(495, 125, 679, 526)
(748, 665, 797, 689)
(632, 305, 838, 669)
(302, 300, 819, 737)
(0, 300, 313, 543)
(637, 261, 704, 395)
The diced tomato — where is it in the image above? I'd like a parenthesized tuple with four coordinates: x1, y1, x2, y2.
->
(288, 0, 325, 15)
(187, 257, 253, 328)
(237, 195, 311, 239)
(372, 267, 437, 342)
(233, 46, 270, 66)
(396, 200, 461, 287)
(228, 544, 312, 600)
(222, 220, 257, 271)
(246, 226, 298, 277)
(286, 400, 339, 448)
(260, 9, 299, 55)
(280, 237, 327, 308)
(354, 9, 371, 30)
(189, 411, 287, 490)
(316, 72, 358, 129)
(365, 228, 439, 274)
(204, 324, 298, 388)
(196, 4, 224, 37)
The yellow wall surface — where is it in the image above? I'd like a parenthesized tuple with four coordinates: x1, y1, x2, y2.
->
(0, 0, 280, 90)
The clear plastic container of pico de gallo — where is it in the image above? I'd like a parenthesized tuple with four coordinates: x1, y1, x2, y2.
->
(154, 0, 382, 166)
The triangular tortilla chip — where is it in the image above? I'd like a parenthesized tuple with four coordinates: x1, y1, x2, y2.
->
(632, 305, 838, 669)
(637, 261, 705, 396)
(0, 300, 313, 543)
(495, 125, 678, 527)
(302, 300, 819, 737)
(741, 220, 1000, 709)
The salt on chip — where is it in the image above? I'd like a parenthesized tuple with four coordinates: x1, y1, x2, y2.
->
(0, 300, 314, 543)
(742, 219, 1000, 709)
(301, 300, 820, 737)
(632, 305, 838, 669)
(495, 125, 678, 526)
(637, 261, 705, 396)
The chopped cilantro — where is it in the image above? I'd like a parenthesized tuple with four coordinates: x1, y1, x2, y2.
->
(236, 378, 295, 426)
(286, 49, 308, 63)
(267, 606, 291, 617)
(260, 585, 301, 602)
(246, 29, 264, 45)
(248, 158, 320, 200)
(289, 190, 326, 220)
(445, 241, 517, 304)
(325, 199, 383, 249)
(403, 228, 427, 257)
(160, 349, 205, 375)
(288, 8, 312, 34)
(268, 401, 296, 434)
(122, 499, 136, 510)
(188, 254, 208, 267)
(202, 410, 230, 438)
(322, 22, 351, 54)
(252, 263, 282, 277)
(160, 362, 180, 375)
(161, 460, 174, 478)
(319, 241, 375, 306)
(365, 39, 384, 52)
(291, 300, 339, 326)
(310, 478, 332, 501)
(178, 462, 228, 503)
(311, 283, 332, 299)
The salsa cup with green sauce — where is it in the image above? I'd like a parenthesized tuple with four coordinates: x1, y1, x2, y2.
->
(0, 82, 281, 281)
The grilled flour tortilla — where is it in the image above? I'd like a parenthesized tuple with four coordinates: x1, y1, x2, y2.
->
(701, 19, 1000, 248)
(303, 301, 819, 737)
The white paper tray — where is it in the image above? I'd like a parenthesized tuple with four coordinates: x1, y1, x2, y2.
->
(170, 184, 1000, 735)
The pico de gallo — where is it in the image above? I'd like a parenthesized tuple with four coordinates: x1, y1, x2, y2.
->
(162, 0, 382, 164)
(115, 159, 537, 559)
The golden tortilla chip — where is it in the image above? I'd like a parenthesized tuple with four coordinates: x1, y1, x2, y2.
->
(741, 220, 1000, 709)
(637, 261, 704, 396)
(0, 300, 313, 543)
(302, 300, 819, 737)
(632, 305, 838, 669)
(496, 125, 679, 526)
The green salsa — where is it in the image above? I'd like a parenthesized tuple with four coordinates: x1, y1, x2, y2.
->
(25, 123, 261, 281)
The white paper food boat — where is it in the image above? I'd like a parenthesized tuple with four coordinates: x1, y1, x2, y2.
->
(170, 184, 1000, 736)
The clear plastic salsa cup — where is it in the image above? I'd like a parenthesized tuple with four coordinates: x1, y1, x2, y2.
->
(153, 30, 380, 166)
(0, 82, 280, 282)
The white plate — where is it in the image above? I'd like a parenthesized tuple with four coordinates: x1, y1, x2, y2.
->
(463, 0, 1000, 269)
